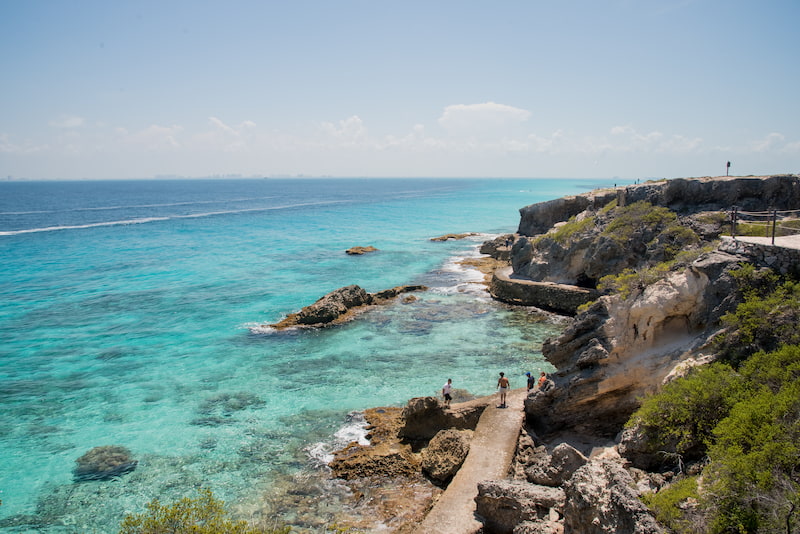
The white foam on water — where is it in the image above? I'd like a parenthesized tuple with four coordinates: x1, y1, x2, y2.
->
(306, 411, 369, 466)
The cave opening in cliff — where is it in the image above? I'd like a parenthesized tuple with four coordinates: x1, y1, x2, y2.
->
(576, 273, 597, 289)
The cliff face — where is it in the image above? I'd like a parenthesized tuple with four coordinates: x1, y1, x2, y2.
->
(516, 174, 800, 437)
(518, 175, 800, 238)
(514, 175, 800, 287)
(526, 251, 743, 437)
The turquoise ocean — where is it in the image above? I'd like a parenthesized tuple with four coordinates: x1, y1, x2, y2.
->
(0, 178, 614, 532)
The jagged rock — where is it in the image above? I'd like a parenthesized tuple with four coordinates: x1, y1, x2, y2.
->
(346, 245, 378, 255)
(328, 441, 419, 480)
(518, 194, 609, 236)
(518, 175, 800, 238)
(430, 232, 478, 241)
(514, 175, 800, 288)
(293, 284, 370, 326)
(399, 395, 488, 441)
(475, 480, 565, 534)
(510, 433, 548, 480)
(371, 284, 427, 302)
(73, 445, 137, 481)
(266, 284, 427, 329)
(420, 428, 472, 484)
(525, 443, 588, 487)
(617, 415, 708, 473)
(562, 459, 665, 534)
(527, 251, 748, 437)
(480, 234, 516, 261)
(329, 407, 420, 480)
(575, 339, 608, 369)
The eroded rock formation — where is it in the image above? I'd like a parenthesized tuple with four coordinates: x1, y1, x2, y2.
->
(266, 284, 427, 330)
(346, 245, 378, 255)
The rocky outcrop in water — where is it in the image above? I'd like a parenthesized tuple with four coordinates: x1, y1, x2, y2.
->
(430, 232, 478, 241)
(346, 245, 378, 255)
(266, 284, 427, 330)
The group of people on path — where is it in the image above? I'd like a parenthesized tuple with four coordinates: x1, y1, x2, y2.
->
(441, 371, 550, 409)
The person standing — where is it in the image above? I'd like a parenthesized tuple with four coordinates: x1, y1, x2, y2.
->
(497, 372, 509, 408)
(525, 372, 535, 391)
(442, 378, 453, 407)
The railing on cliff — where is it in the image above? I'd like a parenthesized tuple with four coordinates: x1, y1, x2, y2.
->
(729, 207, 800, 245)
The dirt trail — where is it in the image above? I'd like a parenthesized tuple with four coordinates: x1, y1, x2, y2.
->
(413, 387, 528, 534)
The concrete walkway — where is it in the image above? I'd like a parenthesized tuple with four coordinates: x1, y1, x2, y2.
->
(414, 387, 528, 534)
(722, 234, 800, 250)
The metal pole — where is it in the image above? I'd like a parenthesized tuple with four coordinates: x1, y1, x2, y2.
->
(771, 210, 777, 245)
(731, 206, 737, 239)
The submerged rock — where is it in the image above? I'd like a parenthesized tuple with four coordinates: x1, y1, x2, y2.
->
(73, 445, 137, 481)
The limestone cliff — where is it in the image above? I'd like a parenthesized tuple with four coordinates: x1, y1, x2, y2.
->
(525, 250, 744, 437)
(513, 174, 800, 437)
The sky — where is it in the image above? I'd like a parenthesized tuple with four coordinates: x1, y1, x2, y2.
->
(1, 0, 798, 180)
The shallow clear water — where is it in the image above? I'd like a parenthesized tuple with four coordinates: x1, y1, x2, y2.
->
(0, 177, 614, 532)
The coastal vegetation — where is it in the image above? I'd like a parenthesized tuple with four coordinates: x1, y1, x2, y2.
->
(630, 267, 800, 533)
(596, 245, 713, 301)
(118, 488, 290, 534)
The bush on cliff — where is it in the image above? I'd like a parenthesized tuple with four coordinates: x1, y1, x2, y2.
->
(715, 265, 800, 366)
(628, 363, 745, 461)
(702, 345, 800, 533)
(539, 213, 595, 245)
(597, 245, 713, 300)
(638, 345, 800, 533)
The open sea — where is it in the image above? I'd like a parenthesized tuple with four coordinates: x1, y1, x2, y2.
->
(0, 177, 615, 532)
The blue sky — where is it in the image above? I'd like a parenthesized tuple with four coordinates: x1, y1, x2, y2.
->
(1, 0, 798, 180)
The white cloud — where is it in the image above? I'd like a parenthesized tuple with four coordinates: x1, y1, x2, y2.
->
(751, 132, 785, 152)
(319, 115, 367, 143)
(122, 124, 183, 150)
(438, 102, 531, 135)
(49, 115, 86, 129)
(0, 133, 49, 154)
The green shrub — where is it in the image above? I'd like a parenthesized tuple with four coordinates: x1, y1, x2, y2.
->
(631, 346, 800, 533)
(597, 244, 712, 300)
(715, 278, 800, 366)
(703, 347, 800, 533)
(548, 214, 596, 245)
(641, 476, 702, 533)
(628, 363, 744, 458)
(119, 488, 289, 534)
(602, 201, 678, 245)
(598, 265, 670, 300)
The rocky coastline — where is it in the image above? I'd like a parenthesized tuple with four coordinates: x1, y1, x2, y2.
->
(321, 174, 800, 533)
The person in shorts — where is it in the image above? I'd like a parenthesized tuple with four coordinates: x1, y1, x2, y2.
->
(442, 378, 453, 407)
(497, 372, 509, 408)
